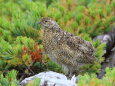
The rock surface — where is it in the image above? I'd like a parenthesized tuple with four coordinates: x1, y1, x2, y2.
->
(20, 71, 77, 86)
(93, 29, 115, 78)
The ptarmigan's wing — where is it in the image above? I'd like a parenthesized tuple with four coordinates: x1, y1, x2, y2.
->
(66, 35, 96, 64)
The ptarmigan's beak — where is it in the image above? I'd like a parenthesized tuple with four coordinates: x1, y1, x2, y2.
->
(37, 21, 41, 24)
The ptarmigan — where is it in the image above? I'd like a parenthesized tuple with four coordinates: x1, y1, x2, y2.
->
(39, 17, 96, 76)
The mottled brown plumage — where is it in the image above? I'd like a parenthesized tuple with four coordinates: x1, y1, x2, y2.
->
(39, 17, 96, 76)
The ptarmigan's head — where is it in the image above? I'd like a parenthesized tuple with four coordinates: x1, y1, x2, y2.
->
(39, 17, 59, 29)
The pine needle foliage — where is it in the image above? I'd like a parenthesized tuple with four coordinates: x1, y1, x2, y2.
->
(0, 70, 20, 86)
(78, 67, 115, 86)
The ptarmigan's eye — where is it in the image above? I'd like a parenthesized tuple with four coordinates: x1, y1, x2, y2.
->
(44, 20, 48, 22)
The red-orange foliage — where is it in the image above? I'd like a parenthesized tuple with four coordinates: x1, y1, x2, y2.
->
(22, 44, 43, 62)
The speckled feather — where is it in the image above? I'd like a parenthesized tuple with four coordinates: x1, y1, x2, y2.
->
(39, 17, 96, 75)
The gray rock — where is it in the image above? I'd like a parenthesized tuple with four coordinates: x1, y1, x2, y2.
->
(93, 29, 115, 78)
(20, 71, 77, 86)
